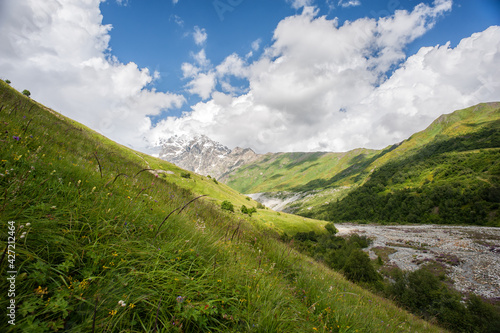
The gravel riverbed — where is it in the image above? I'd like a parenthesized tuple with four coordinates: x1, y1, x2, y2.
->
(336, 223, 500, 299)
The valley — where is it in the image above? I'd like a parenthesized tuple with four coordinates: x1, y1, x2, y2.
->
(157, 102, 500, 227)
(2, 79, 499, 332)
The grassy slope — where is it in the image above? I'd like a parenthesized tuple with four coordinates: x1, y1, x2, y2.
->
(304, 103, 500, 224)
(225, 149, 378, 194)
(0, 81, 444, 332)
(224, 103, 500, 219)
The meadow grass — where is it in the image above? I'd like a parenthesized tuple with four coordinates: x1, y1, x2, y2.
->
(0, 81, 445, 332)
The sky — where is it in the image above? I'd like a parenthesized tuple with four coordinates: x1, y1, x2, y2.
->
(0, 0, 499, 154)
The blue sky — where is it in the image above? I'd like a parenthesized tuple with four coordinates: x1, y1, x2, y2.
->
(1, 0, 499, 153)
(100, 0, 500, 119)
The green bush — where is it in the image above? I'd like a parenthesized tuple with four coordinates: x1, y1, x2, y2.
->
(221, 200, 234, 212)
(241, 205, 257, 217)
(325, 222, 338, 235)
(22, 89, 31, 97)
(181, 172, 191, 179)
(342, 249, 380, 283)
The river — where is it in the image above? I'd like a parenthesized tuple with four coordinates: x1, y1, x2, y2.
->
(335, 223, 500, 299)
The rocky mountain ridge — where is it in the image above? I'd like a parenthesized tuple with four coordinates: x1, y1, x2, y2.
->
(156, 134, 260, 179)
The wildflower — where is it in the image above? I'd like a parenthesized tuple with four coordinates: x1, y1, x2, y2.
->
(51, 206, 56, 209)
(13, 136, 20, 141)
(118, 300, 127, 307)
(91, 186, 96, 193)
(129, 303, 135, 308)
(26, 223, 31, 227)
(34, 286, 48, 297)
(20, 232, 26, 238)
(109, 310, 117, 316)
(176, 296, 184, 303)
(112, 252, 118, 257)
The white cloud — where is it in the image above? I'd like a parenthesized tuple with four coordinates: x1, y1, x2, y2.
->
(216, 54, 247, 78)
(185, 71, 217, 100)
(172, 0, 179, 4)
(170, 14, 184, 27)
(251, 38, 262, 51)
(287, 0, 315, 10)
(152, 1, 500, 153)
(193, 26, 207, 46)
(338, 0, 360, 8)
(0, 0, 185, 152)
(2, 0, 498, 156)
(192, 49, 210, 67)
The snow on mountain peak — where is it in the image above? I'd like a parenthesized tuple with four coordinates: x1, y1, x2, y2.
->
(156, 134, 258, 179)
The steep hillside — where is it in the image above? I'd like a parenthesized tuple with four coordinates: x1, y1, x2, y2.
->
(224, 103, 500, 224)
(306, 104, 500, 226)
(0, 81, 443, 332)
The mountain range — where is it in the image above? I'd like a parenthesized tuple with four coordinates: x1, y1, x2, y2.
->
(156, 103, 500, 226)
(155, 134, 259, 179)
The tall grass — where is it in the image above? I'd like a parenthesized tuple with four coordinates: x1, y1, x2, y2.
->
(0, 81, 444, 332)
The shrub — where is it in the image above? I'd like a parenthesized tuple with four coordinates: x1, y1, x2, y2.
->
(241, 205, 257, 217)
(342, 249, 380, 283)
(22, 89, 31, 97)
(325, 222, 338, 235)
(221, 200, 234, 212)
(181, 172, 191, 179)
(5, 79, 11, 84)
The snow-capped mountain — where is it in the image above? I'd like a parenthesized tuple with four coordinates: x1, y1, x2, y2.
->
(156, 134, 259, 179)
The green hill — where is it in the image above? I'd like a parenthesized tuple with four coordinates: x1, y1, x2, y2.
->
(225, 103, 500, 226)
(0, 81, 443, 332)
(304, 103, 500, 226)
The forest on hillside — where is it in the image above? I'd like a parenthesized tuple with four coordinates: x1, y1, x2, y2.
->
(302, 123, 500, 226)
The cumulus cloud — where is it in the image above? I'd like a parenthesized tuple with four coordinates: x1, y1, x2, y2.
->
(251, 38, 262, 51)
(338, 0, 361, 8)
(0, 0, 185, 151)
(185, 71, 217, 100)
(2, 0, 498, 156)
(287, 0, 315, 10)
(193, 26, 208, 46)
(151, 0, 500, 153)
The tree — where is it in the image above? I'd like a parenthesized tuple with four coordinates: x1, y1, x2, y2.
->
(342, 249, 380, 283)
(5, 79, 11, 84)
(22, 89, 31, 97)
